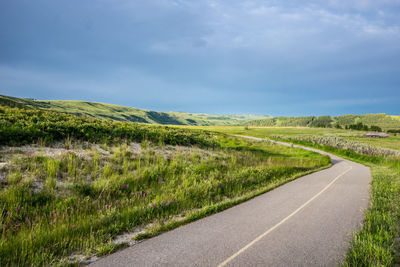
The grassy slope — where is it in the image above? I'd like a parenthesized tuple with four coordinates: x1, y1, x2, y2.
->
(0, 94, 269, 126)
(0, 107, 330, 266)
(200, 126, 400, 266)
(3, 94, 398, 129)
(390, 115, 400, 122)
(247, 114, 400, 130)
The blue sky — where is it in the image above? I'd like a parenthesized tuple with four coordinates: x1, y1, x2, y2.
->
(1, 0, 399, 116)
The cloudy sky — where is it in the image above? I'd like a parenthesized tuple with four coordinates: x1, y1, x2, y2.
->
(1, 0, 399, 116)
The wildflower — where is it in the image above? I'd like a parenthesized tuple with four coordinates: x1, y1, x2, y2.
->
(135, 190, 146, 197)
(16, 205, 21, 215)
(166, 200, 175, 205)
(120, 183, 129, 189)
(25, 216, 31, 226)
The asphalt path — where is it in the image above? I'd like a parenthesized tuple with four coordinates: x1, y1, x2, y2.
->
(92, 135, 371, 267)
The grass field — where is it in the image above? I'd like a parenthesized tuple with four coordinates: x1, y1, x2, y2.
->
(2, 102, 400, 265)
(180, 126, 351, 137)
(345, 135, 400, 151)
(0, 107, 330, 266)
(186, 126, 400, 152)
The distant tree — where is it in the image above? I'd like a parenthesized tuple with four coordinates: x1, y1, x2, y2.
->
(310, 115, 333, 128)
(347, 122, 369, 131)
(370, 125, 382, 132)
(335, 123, 342, 129)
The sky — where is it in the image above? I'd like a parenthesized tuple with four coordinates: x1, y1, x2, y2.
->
(1, 0, 400, 116)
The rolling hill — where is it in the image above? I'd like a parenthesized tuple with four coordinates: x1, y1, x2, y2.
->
(3, 94, 398, 129)
(0, 95, 270, 126)
(247, 114, 400, 130)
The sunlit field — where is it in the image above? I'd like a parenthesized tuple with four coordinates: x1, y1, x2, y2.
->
(182, 126, 400, 152)
(345, 135, 400, 151)
(178, 125, 350, 137)
(0, 107, 330, 266)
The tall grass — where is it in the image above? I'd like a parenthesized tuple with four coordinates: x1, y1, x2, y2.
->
(0, 136, 330, 266)
(272, 134, 400, 157)
(344, 166, 400, 266)
(0, 106, 219, 147)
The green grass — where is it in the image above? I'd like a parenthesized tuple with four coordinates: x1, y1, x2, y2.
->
(0, 140, 329, 266)
(134, 163, 330, 241)
(344, 136, 400, 151)
(3, 101, 399, 265)
(179, 125, 353, 137)
(390, 115, 400, 122)
(0, 108, 330, 266)
(0, 94, 270, 126)
(344, 165, 400, 266)
(188, 126, 400, 152)
(0, 106, 220, 147)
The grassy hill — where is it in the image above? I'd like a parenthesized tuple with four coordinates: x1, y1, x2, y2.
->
(0, 95, 270, 126)
(0, 105, 330, 265)
(3, 94, 398, 129)
(247, 114, 400, 130)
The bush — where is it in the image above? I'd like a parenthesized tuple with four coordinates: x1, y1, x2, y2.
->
(0, 106, 219, 148)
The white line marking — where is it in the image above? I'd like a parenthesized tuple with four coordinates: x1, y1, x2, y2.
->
(217, 165, 353, 267)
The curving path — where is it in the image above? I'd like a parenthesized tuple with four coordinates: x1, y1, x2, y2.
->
(91, 135, 371, 267)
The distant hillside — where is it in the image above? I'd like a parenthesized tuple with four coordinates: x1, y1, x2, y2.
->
(247, 114, 400, 130)
(0, 95, 270, 126)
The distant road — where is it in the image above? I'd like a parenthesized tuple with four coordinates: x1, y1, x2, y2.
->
(92, 136, 371, 266)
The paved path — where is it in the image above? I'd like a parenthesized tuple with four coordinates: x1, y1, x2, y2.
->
(92, 136, 371, 267)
